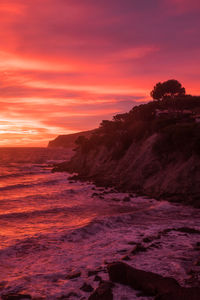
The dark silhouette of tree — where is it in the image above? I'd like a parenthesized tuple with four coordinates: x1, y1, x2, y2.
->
(150, 79, 186, 100)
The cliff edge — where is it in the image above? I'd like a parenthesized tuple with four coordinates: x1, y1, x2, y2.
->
(48, 129, 96, 148)
(53, 95, 200, 207)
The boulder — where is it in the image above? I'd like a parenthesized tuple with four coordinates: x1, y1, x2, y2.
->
(66, 271, 81, 280)
(155, 287, 200, 300)
(80, 283, 93, 292)
(1, 294, 32, 300)
(88, 281, 113, 300)
(107, 262, 179, 296)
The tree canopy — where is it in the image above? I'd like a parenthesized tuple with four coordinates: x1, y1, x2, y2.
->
(150, 79, 186, 101)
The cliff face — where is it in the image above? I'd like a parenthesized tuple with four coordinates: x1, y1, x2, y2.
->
(48, 129, 95, 148)
(53, 96, 200, 207)
(56, 133, 200, 207)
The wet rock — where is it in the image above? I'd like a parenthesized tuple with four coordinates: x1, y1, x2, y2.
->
(136, 291, 147, 297)
(143, 237, 153, 243)
(80, 283, 94, 292)
(117, 249, 128, 254)
(107, 262, 179, 296)
(88, 270, 99, 277)
(194, 258, 200, 266)
(92, 193, 99, 197)
(143, 234, 161, 243)
(155, 287, 200, 300)
(104, 260, 115, 265)
(122, 255, 131, 261)
(111, 198, 120, 202)
(1, 294, 32, 300)
(123, 196, 131, 202)
(131, 243, 147, 254)
(157, 227, 200, 239)
(94, 275, 102, 282)
(66, 271, 81, 280)
(58, 292, 79, 299)
(127, 241, 137, 245)
(175, 227, 200, 234)
(88, 281, 113, 300)
(161, 228, 172, 235)
(0, 281, 7, 290)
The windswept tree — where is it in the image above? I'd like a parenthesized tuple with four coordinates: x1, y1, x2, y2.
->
(150, 79, 186, 101)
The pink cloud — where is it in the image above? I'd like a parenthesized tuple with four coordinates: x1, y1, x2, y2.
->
(0, 0, 199, 145)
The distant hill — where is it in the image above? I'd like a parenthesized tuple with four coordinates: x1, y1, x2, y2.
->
(48, 129, 96, 148)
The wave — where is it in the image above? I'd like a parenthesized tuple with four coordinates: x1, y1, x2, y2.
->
(0, 188, 77, 205)
(0, 213, 134, 256)
(61, 213, 135, 242)
(0, 171, 39, 180)
(0, 204, 84, 219)
(0, 147, 72, 164)
(0, 178, 62, 192)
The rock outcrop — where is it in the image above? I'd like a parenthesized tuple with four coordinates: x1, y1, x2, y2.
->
(108, 262, 179, 296)
(52, 95, 200, 207)
(54, 133, 200, 207)
(107, 262, 200, 299)
(48, 129, 95, 148)
(88, 281, 113, 300)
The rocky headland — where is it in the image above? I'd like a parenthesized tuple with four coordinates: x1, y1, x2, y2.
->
(53, 94, 200, 208)
(48, 129, 95, 149)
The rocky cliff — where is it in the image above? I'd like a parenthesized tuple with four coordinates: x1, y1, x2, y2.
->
(55, 133, 200, 207)
(48, 129, 95, 148)
(53, 95, 200, 207)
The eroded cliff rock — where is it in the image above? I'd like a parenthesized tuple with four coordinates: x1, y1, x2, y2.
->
(54, 133, 200, 207)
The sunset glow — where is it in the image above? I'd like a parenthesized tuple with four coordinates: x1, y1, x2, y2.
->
(0, 0, 200, 146)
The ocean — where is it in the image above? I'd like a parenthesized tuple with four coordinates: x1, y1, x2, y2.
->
(0, 147, 200, 299)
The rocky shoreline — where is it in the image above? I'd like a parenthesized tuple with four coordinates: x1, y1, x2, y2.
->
(2, 222, 200, 300)
(52, 95, 200, 208)
(2, 184, 200, 299)
(52, 138, 200, 208)
(50, 156, 200, 299)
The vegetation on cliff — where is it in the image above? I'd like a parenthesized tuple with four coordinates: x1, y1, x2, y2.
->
(54, 80, 200, 207)
(75, 80, 200, 161)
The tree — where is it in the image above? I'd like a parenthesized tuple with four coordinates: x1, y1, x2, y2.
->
(150, 79, 186, 100)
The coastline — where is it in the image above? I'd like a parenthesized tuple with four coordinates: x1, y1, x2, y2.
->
(52, 142, 200, 209)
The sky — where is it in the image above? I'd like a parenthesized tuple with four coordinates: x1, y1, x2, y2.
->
(0, 0, 200, 146)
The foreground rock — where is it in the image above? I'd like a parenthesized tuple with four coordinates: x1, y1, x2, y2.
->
(155, 287, 200, 300)
(108, 262, 179, 296)
(88, 281, 113, 300)
(107, 262, 200, 299)
(1, 294, 32, 300)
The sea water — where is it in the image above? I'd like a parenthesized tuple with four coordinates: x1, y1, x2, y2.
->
(0, 148, 200, 299)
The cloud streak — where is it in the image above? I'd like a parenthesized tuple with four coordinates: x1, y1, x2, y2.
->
(0, 0, 199, 145)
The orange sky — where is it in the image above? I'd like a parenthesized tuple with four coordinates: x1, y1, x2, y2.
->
(0, 0, 200, 146)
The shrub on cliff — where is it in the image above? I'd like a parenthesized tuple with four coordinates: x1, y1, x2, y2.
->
(153, 122, 200, 160)
(150, 79, 186, 101)
(74, 83, 200, 160)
